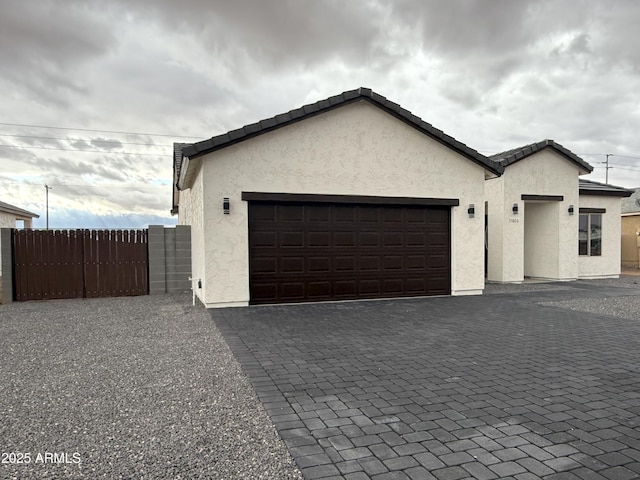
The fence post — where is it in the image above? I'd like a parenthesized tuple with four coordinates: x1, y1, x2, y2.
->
(148, 225, 166, 294)
(0, 228, 13, 304)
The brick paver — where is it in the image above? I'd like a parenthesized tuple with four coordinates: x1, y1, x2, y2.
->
(214, 281, 640, 479)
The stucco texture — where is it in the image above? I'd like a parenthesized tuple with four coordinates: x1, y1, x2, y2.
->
(578, 195, 623, 278)
(486, 150, 580, 283)
(182, 100, 489, 307)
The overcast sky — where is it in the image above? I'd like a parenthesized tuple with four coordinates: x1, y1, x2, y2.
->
(1, 0, 639, 228)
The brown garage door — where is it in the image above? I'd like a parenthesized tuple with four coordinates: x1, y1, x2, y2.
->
(248, 200, 451, 304)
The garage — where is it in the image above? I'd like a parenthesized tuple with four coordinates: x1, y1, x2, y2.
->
(246, 193, 454, 304)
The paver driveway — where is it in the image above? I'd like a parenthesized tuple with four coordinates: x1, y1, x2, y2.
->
(213, 280, 640, 480)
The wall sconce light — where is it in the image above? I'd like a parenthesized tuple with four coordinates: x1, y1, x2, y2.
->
(568, 205, 574, 215)
(468, 204, 475, 218)
(512, 203, 519, 215)
(223, 197, 230, 214)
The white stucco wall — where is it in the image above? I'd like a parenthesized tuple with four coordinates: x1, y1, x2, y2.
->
(183, 100, 490, 307)
(578, 195, 622, 278)
(0, 211, 15, 228)
(524, 202, 560, 278)
(177, 164, 207, 304)
(0, 211, 16, 276)
(486, 149, 580, 283)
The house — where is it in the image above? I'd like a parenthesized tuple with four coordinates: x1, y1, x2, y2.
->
(621, 187, 640, 268)
(174, 88, 631, 308)
(0, 200, 39, 229)
(0, 199, 39, 282)
(486, 141, 631, 283)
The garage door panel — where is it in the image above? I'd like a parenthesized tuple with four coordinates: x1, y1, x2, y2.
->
(383, 232, 403, 247)
(333, 280, 356, 297)
(280, 232, 304, 247)
(279, 204, 304, 222)
(406, 255, 426, 269)
(383, 278, 403, 293)
(281, 282, 305, 299)
(358, 207, 380, 223)
(334, 232, 356, 247)
(308, 257, 331, 272)
(359, 232, 380, 247)
(308, 281, 331, 297)
(335, 256, 356, 271)
(252, 257, 277, 274)
(308, 231, 331, 247)
(359, 279, 381, 295)
(406, 232, 427, 246)
(359, 255, 380, 271)
(249, 201, 451, 304)
(307, 206, 330, 222)
(281, 257, 304, 273)
(383, 255, 403, 270)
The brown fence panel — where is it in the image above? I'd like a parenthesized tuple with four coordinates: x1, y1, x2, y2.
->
(13, 229, 148, 301)
(83, 229, 148, 298)
(13, 230, 84, 301)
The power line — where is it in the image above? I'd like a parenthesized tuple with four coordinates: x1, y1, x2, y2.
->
(0, 122, 202, 139)
(0, 144, 170, 156)
(0, 133, 172, 147)
(0, 182, 170, 189)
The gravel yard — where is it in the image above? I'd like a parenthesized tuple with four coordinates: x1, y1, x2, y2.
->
(0, 294, 302, 479)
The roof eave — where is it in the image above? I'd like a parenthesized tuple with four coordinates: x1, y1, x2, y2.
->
(182, 88, 504, 177)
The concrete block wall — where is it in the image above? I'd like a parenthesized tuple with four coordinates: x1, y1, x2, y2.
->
(0, 228, 12, 304)
(148, 225, 192, 294)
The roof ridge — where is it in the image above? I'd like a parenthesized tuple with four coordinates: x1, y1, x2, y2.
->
(490, 139, 593, 173)
(178, 88, 503, 182)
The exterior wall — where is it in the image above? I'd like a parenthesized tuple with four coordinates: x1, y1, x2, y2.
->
(187, 101, 489, 307)
(148, 225, 192, 294)
(0, 211, 15, 228)
(621, 214, 640, 268)
(524, 202, 560, 278)
(486, 150, 580, 283)
(178, 164, 207, 303)
(578, 195, 623, 278)
(0, 212, 15, 276)
(485, 177, 503, 281)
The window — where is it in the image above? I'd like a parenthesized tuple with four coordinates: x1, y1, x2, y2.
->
(579, 213, 601, 256)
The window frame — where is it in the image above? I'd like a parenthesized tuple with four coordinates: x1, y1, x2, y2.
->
(578, 212, 603, 257)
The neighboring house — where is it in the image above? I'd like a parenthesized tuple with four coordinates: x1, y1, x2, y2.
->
(621, 187, 640, 268)
(0, 200, 39, 277)
(174, 88, 632, 308)
(0, 200, 39, 229)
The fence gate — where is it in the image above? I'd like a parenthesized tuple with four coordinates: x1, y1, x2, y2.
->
(13, 229, 148, 301)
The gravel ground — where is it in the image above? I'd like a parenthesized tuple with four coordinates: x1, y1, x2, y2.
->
(0, 294, 302, 480)
(484, 272, 640, 294)
(543, 274, 640, 320)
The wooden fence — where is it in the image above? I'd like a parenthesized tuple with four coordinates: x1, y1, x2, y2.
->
(13, 229, 148, 301)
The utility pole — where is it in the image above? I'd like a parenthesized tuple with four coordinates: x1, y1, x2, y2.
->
(605, 154, 612, 184)
(45, 184, 51, 230)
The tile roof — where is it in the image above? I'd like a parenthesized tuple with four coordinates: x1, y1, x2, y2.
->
(490, 139, 593, 173)
(579, 178, 633, 198)
(0, 200, 39, 218)
(179, 87, 504, 177)
(621, 187, 640, 212)
(172, 143, 186, 214)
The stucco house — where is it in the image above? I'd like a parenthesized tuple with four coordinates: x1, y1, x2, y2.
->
(621, 187, 640, 268)
(0, 200, 39, 278)
(174, 88, 631, 308)
(486, 141, 631, 283)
